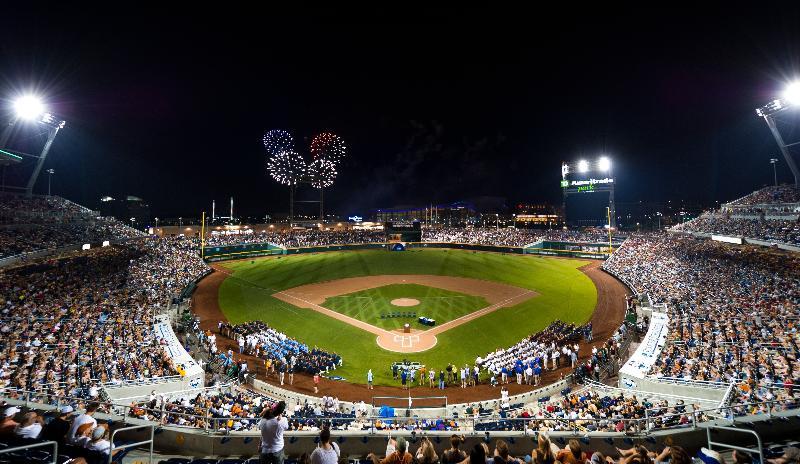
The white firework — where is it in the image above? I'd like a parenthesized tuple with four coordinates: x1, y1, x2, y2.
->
(308, 158, 337, 188)
(267, 150, 307, 186)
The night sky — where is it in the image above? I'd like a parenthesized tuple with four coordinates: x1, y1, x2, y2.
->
(2, 6, 800, 219)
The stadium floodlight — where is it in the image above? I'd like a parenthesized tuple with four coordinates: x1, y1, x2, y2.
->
(784, 81, 800, 106)
(13, 95, 45, 120)
(755, 81, 800, 187)
(598, 156, 611, 171)
(578, 160, 589, 173)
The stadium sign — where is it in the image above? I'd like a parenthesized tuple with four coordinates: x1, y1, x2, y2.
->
(561, 177, 615, 194)
(348, 215, 363, 222)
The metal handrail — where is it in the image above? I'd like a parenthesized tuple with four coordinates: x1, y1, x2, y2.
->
(0, 440, 58, 464)
(109, 424, 154, 464)
(4, 385, 799, 436)
(705, 425, 763, 464)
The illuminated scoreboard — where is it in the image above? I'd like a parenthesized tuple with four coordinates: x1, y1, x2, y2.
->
(385, 221, 422, 242)
(560, 176, 615, 194)
(561, 157, 616, 228)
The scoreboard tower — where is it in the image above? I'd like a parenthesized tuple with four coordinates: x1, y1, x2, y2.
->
(385, 221, 422, 243)
(561, 157, 616, 228)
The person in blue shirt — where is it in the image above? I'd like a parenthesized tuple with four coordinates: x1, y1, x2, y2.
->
(401, 369, 408, 389)
(367, 369, 374, 390)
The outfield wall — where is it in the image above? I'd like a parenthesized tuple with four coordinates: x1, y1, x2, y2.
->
(202, 241, 615, 262)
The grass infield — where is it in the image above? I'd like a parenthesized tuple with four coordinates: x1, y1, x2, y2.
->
(321, 283, 489, 331)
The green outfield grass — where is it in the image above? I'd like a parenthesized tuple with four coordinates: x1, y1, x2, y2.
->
(216, 249, 597, 386)
(320, 283, 488, 331)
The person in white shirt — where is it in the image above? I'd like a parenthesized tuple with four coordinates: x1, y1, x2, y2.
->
(68, 403, 99, 444)
(309, 427, 340, 464)
(85, 426, 113, 456)
(259, 401, 289, 464)
(14, 412, 43, 439)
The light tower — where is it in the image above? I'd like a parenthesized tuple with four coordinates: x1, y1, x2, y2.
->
(0, 94, 66, 197)
(756, 82, 800, 187)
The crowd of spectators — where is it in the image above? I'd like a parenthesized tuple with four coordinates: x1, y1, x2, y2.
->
(520, 387, 709, 432)
(205, 229, 386, 248)
(202, 226, 618, 250)
(672, 185, 800, 245)
(0, 401, 118, 459)
(0, 193, 144, 259)
(725, 185, 800, 206)
(0, 193, 91, 221)
(422, 228, 614, 247)
(672, 214, 800, 245)
(603, 234, 800, 407)
(0, 235, 209, 399)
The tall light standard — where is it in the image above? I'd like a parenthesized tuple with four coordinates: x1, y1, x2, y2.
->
(0, 95, 66, 197)
(45, 168, 54, 196)
(769, 158, 779, 187)
(756, 82, 800, 187)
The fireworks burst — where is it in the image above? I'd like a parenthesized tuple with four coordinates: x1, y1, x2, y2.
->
(267, 150, 307, 186)
(310, 132, 347, 164)
(307, 158, 337, 188)
(263, 129, 294, 156)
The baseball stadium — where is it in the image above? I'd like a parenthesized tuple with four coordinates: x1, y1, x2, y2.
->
(1, 8, 800, 464)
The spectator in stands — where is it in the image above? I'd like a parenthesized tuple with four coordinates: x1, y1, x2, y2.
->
(768, 447, 800, 464)
(309, 427, 340, 464)
(557, 439, 587, 464)
(493, 440, 523, 464)
(14, 411, 43, 439)
(41, 406, 74, 445)
(439, 434, 466, 464)
(415, 437, 439, 464)
(531, 433, 556, 464)
(0, 406, 20, 438)
(68, 403, 99, 444)
(731, 450, 753, 464)
(615, 446, 654, 464)
(85, 426, 113, 457)
(468, 443, 488, 464)
(369, 436, 413, 464)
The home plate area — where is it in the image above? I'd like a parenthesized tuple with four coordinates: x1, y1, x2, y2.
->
(395, 333, 419, 347)
(376, 330, 437, 353)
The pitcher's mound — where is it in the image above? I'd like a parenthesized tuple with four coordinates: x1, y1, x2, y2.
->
(391, 298, 420, 307)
